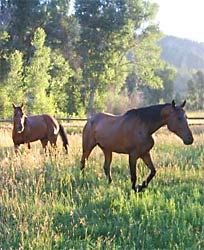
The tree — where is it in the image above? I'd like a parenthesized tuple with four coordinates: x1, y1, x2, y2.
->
(142, 63, 177, 105)
(7, 0, 46, 52)
(48, 51, 77, 116)
(0, 50, 24, 117)
(75, 0, 163, 115)
(0, 0, 166, 117)
(187, 70, 204, 110)
(75, 0, 132, 115)
(24, 28, 54, 114)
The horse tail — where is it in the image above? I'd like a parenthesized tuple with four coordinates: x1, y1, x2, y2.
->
(59, 124, 69, 154)
(82, 118, 96, 159)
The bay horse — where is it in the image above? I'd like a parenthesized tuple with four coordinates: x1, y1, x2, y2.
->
(81, 100, 193, 192)
(12, 103, 69, 154)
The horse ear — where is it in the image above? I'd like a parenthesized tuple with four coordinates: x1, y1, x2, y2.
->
(21, 103, 24, 109)
(12, 103, 16, 109)
(181, 100, 186, 108)
(172, 100, 176, 108)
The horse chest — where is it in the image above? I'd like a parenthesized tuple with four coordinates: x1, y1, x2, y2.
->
(13, 133, 26, 144)
(136, 132, 154, 154)
(13, 129, 33, 144)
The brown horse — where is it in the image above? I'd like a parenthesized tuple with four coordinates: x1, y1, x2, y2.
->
(12, 103, 69, 154)
(81, 100, 193, 192)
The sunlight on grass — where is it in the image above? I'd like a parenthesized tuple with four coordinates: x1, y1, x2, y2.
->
(0, 127, 204, 249)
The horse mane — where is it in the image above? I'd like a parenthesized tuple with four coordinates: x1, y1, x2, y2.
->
(124, 103, 171, 123)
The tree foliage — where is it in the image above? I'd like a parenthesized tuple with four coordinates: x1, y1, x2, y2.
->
(0, 50, 24, 117)
(0, 0, 178, 118)
(142, 63, 177, 105)
(24, 28, 53, 114)
(187, 70, 204, 110)
(75, 0, 164, 115)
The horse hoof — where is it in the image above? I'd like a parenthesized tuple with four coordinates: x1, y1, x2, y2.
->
(136, 184, 144, 193)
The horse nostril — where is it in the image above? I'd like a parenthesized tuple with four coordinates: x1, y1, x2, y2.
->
(17, 125, 23, 133)
(189, 136, 194, 143)
(185, 135, 193, 145)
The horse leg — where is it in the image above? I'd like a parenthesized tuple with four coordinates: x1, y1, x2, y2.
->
(81, 121, 96, 170)
(102, 150, 113, 183)
(41, 138, 49, 154)
(138, 152, 156, 192)
(14, 144, 20, 154)
(49, 136, 58, 153)
(80, 143, 96, 170)
(129, 152, 138, 192)
(27, 142, 31, 149)
(80, 134, 97, 171)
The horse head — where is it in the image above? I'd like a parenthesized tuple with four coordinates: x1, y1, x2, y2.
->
(12, 103, 26, 133)
(165, 100, 193, 145)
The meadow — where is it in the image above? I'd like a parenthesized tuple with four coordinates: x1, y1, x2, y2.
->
(0, 125, 204, 250)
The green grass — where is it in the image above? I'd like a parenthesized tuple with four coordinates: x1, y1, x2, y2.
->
(0, 129, 204, 249)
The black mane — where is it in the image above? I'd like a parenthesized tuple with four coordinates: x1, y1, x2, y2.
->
(124, 103, 171, 123)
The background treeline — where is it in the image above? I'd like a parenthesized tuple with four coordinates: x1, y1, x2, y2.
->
(159, 36, 204, 110)
(0, 0, 203, 118)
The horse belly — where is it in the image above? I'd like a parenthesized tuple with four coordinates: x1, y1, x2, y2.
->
(95, 130, 132, 154)
(24, 120, 48, 142)
(29, 126, 48, 142)
(96, 129, 151, 155)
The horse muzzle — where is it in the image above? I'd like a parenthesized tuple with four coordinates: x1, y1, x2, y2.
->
(183, 135, 194, 145)
(16, 126, 24, 133)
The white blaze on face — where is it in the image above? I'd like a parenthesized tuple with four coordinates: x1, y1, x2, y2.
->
(16, 110, 25, 133)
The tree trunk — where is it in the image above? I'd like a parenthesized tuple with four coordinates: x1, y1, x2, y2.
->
(87, 88, 95, 118)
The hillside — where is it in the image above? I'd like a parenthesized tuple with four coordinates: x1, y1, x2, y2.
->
(158, 36, 204, 70)
(158, 36, 204, 97)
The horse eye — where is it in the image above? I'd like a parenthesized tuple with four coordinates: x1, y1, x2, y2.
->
(178, 116, 183, 121)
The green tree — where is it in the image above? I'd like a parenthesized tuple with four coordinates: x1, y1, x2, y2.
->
(0, 31, 10, 83)
(0, 50, 24, 117)
(187, 70, 204, 110)
(24, 28, 54, 114)
(7, 0, 46, 51)
(48, 51, 77, 116)
(75, 0, 163, 115)
(142, 63, 177, 105)
(0, 0, 166, 117)
(75, 0, 131, 115)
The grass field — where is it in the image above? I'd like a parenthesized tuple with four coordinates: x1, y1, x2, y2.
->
(0, 126, 204, 249)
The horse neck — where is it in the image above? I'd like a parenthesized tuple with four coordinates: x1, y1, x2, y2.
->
(147, 118, 167, 135)
(147, 108, 170, 135)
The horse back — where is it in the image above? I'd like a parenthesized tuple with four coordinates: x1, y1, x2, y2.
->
(83, 113, 124, 145)
(40, 114, 59, 134)
(87, 111, 137, 133)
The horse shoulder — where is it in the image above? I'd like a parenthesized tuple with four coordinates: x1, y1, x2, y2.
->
(122, 117, 155, 152)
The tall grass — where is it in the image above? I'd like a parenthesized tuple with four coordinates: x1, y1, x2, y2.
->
(0, 128, 204, 249)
